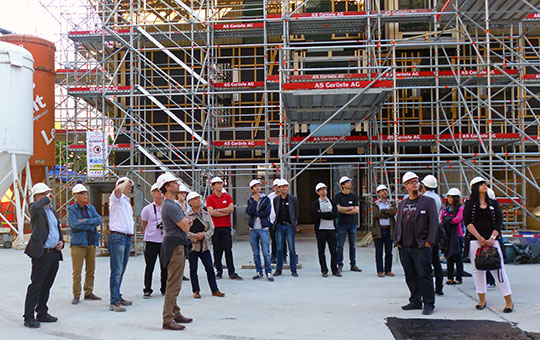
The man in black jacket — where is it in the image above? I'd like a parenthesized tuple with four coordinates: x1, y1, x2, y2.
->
(312, 183, 341, 277)
(23, 183, 64, 328)
(272, 179, 299, 277)
(395, 172, 438, 316)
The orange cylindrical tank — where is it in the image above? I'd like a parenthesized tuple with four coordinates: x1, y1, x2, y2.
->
(0, 35, 55, 184)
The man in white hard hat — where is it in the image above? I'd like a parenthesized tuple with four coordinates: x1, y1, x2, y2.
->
(186, 191, 225, 298)
(268, 178, 287, 264)
(108, 176, 135, 312)
(157, 173, 193, 330)
(246, 179, 273, 281)
(272, 179, 300, 277)
(141, 182, 167, 299)
(421, 175, 442, 214)
(23, 183, 64, 328)
(312, 183, 341, 278)
(372, 184, 397, 278)
(395, 172, 439, 315)
(420, 174, 444, 296)
(67, 184, 102, 305)
(334, 176, 362, 273)
(206, 177, 242, 280)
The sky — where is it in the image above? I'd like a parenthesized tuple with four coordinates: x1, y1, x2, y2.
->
(0, 0, 60, 42)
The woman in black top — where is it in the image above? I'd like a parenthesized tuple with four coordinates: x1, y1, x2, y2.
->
(463, 177, 513, 313)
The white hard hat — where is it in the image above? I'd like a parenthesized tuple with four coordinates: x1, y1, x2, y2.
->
(150, 183, 160, 192)
(31, 183, 52, 196)
(186, 191, 201, 202)
(211, 176, 223, 184)
(249, 179, 261, 188)
(272, 178, 280, 186)
(72, 184, 88, 194)
(487, 188, 496, 200)
(376, 184, 388, 192)
(156, 173, 179, 190)
(402, 171, 419, 184)
(470, 176, 487, 189)
(446, 188, 461, 197)
(116, 176, 134, 187)
(278, 179, 289, 187)
(179, 184, 190, 193)
(339, 176, 352, 185)
(421, 175, 438, 189)
(315, 182, 327, 192)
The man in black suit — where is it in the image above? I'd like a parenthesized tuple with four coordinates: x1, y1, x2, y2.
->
(394, 172, 438, 315)
(23, 183, 64, 328)
(272, 179, 299, 277)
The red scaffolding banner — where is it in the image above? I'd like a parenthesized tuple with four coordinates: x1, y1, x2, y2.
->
(289, 133, 521, 143)
(523, 74, 540, 80)
(291, 11, 366, 18)
(69, 86, 132, 92)
(524, 13, 540, 20)
(213, 22, 265, 29)
(212, 140, 266, 147)
(69, 29, 130, 35)
(212, 81, 265, 88)
(282, 80, 393, 90)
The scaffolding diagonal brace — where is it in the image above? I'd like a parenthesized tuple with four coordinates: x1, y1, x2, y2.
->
(172, 0, 203, 23)
(137, 145, 191, 189)
(137, 86, 208, 146)
(136, 26, 208, 86)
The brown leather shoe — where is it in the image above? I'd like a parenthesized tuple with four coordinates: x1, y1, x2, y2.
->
(212, 291, 225, 297)
(174, 314, 193, 323)
(377, 272, 385, 278)
(385, 272, 395, 277)
(193, 291, 201, 299)
(162, 321, 185, 330)
(84, 293, 102, 300)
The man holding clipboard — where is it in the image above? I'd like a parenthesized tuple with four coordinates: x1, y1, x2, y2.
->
(186, 192, 225, 299)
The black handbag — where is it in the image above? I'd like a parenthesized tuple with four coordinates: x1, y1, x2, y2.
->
(475, 246, 501, 271)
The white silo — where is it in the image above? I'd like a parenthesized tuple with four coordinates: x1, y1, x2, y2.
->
(0, 41, 34, 246)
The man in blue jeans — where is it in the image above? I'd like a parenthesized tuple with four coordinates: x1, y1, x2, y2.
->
(272, 179, 299, 277)
(246, 179, 273, 282)
(334, 176, 362, 273)
(108, 176, 134, 312)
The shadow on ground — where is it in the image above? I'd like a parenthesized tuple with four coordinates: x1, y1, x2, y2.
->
(386, 318, 540, 340)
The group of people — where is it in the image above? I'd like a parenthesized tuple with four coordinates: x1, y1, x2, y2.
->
(370, 171, 514, 315)
(21, 170, 513, 330)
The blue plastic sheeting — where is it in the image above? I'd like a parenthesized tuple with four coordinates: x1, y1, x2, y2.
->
(310, 123, 351, 137)
(48, 165, 86, 183)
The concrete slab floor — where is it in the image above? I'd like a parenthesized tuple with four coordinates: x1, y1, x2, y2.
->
(1, 239, 539, 340)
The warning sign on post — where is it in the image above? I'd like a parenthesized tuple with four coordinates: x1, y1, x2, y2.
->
(87, 131, 108, 178)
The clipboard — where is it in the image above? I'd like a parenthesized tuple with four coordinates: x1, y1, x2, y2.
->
(190, 217, 207, 233)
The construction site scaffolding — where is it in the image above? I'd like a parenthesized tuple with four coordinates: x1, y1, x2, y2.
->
(38, 0, 540, 234)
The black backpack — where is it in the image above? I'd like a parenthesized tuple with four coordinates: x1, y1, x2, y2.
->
(436, 220, 448, 250)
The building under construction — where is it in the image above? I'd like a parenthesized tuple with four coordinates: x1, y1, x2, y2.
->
(46, 0, 540, 235)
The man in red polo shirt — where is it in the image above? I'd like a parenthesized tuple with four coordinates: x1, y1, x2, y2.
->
(206, 177, 242, 280)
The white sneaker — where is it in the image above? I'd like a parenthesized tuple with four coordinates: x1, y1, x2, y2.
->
(266, 273, 274, 282)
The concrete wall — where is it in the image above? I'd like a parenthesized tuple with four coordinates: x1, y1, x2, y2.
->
(233, 169, 253, 236)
